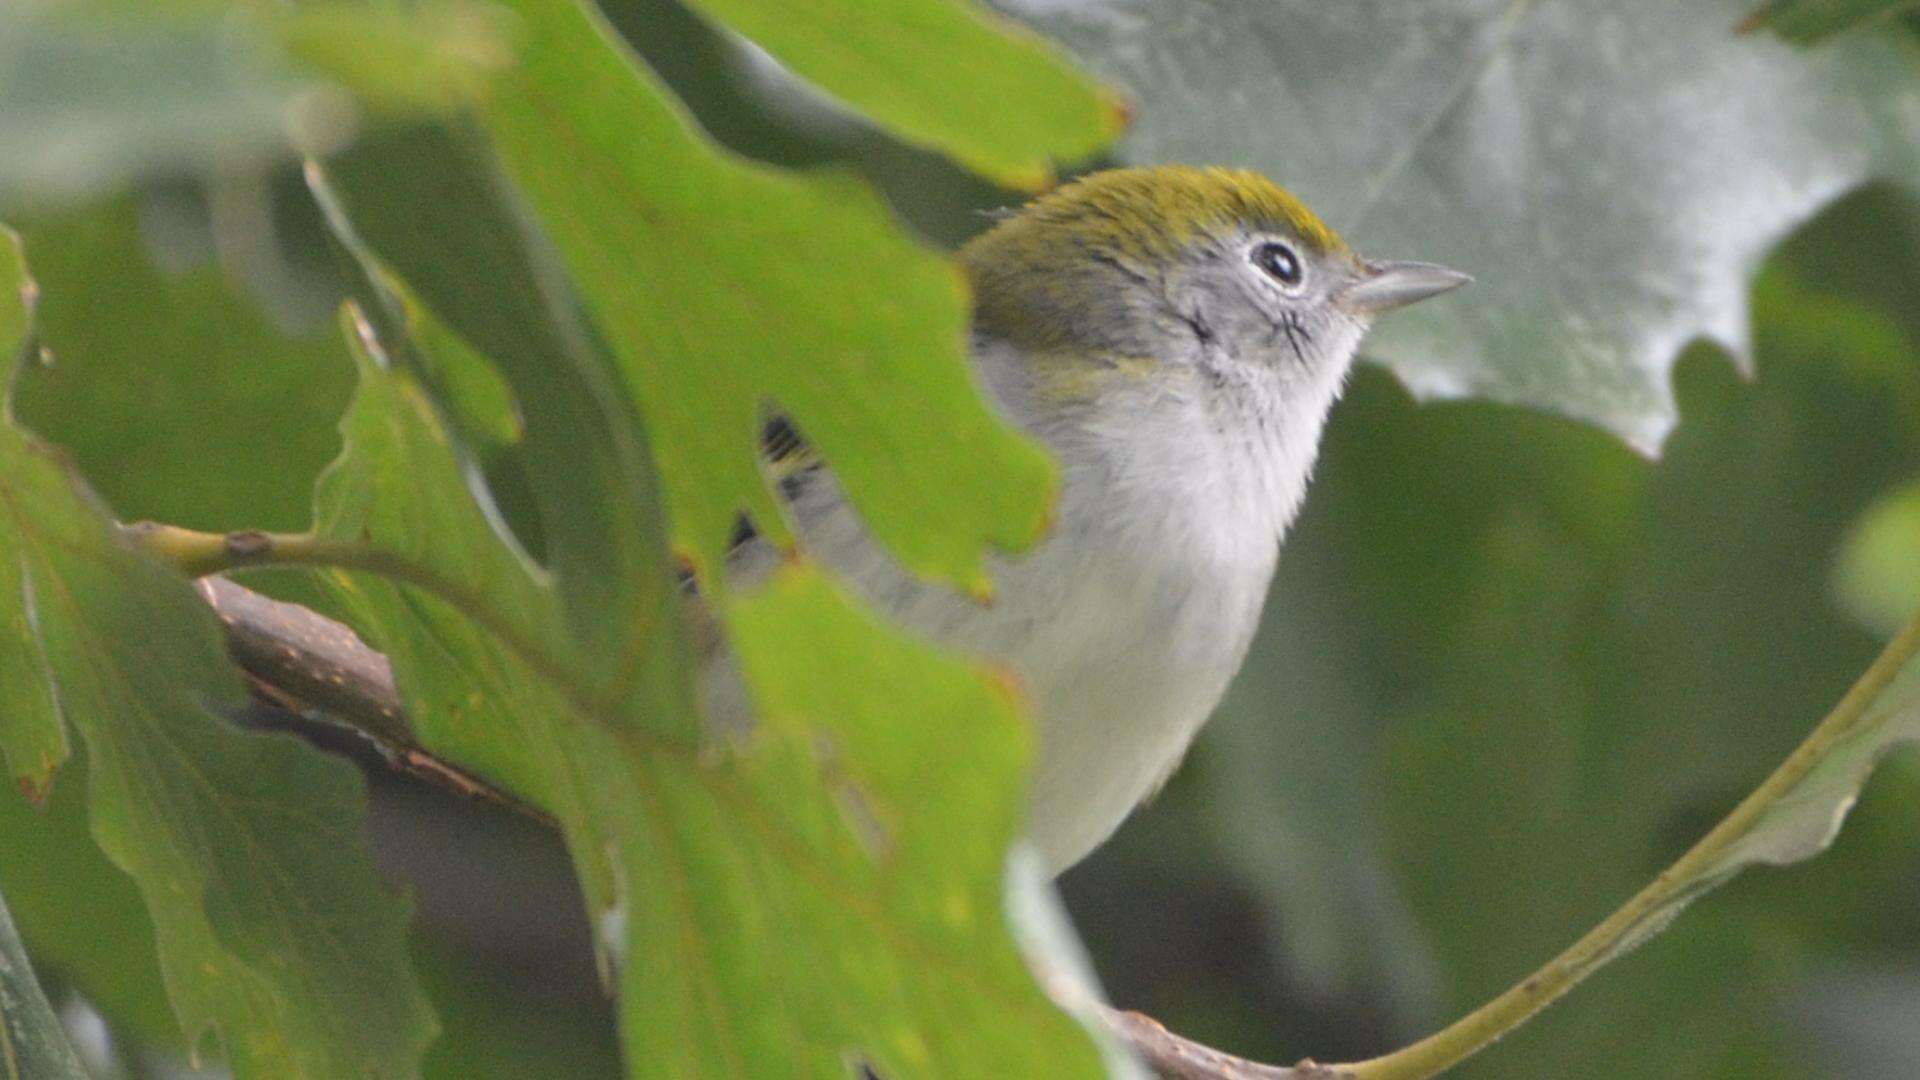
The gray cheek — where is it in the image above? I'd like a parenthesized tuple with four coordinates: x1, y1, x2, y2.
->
(1223, 277, 1304, 360)
(1168, 257, 1317, 365)
(1149, 270, 1221, 357)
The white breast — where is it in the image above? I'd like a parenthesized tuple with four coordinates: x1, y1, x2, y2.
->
(721, 341, 1346, 874)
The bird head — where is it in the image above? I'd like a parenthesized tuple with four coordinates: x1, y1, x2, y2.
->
(960, 166, 1468, 394)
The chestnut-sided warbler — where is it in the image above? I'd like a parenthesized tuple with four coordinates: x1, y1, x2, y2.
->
(717, 165, 1468, 873)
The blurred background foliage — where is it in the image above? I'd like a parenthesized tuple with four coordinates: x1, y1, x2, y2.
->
(3, 0, 1920, 1077)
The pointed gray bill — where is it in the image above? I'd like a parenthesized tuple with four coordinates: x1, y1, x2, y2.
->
(1338, 260, 1472, 314)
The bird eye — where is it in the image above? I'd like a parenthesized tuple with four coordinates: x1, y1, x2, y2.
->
(1251, 241, 1303, 287)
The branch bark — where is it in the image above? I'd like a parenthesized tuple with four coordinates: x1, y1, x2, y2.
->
(195, 574, 552, 824)
(198, 576, 410, 746)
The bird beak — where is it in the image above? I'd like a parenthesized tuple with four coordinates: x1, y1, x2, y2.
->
(1337, 260, 1472, 315)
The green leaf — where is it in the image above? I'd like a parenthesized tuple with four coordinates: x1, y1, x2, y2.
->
(0, 233, 436, 1077)
(311, 308, 632, 909)
(10, 197, 353, 537)
(1002, 0, 1920, 451)
(657, 0, 1122, 187)
(266, 3, 510, 116)
(478, 0, 1055, 590)
(0, 752, 180, 1057)
(1835, 479, 1920, 638)
(315, 122, 680, 693)
(716, 568, 1098, 1075)
(308, 328, 1102, 1077)
(1742, 0, 1920, 43)
(0, 239, 67, 799)
(0, 880, 89, 1080)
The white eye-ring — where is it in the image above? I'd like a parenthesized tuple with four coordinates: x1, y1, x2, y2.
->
(1251, 240, 1305, 290)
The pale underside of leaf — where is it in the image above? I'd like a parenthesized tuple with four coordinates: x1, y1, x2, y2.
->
(1677, 627, 1920, 895)
(1002, 0, 1920, 452)
(0, 7, 496, 219)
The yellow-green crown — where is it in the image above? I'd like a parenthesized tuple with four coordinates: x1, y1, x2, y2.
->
(983, 165, 1345, 263)
(960, 166, 1346, 353)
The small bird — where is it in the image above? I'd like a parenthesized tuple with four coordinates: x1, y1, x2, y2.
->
(715, 165, 1468, 874)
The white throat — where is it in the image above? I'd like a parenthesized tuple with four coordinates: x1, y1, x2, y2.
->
(752, 339, 1357, 873)
(960, 341, 1352, 870)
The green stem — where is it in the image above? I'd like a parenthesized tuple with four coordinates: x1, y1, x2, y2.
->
(124, 522, 597, 719)
(1337, 605, 1920, 1080)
